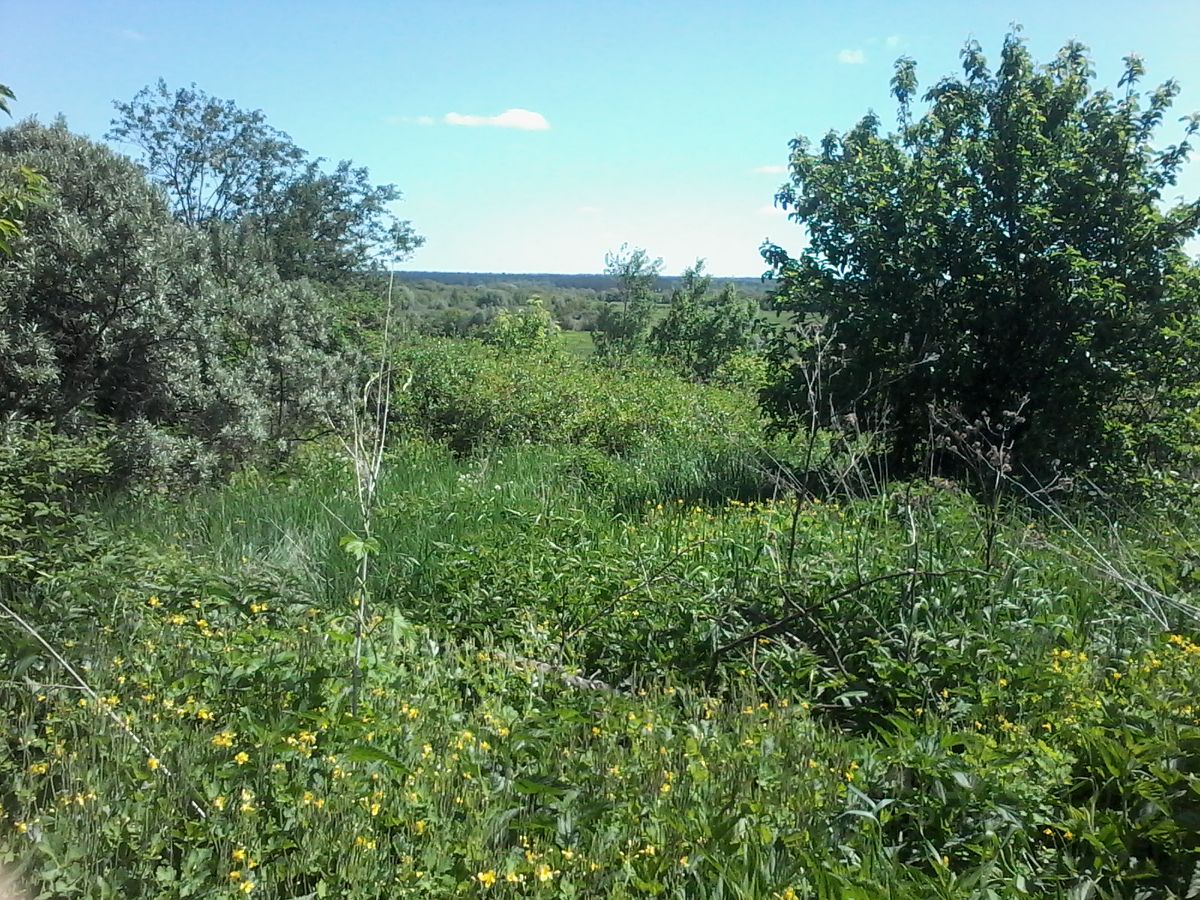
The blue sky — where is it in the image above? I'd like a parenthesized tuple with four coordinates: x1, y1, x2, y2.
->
(5, 0, 1200, 275)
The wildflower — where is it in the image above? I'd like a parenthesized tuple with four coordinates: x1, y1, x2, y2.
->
(15, 822, 28, 834)
(475, 870, 497, 888)
(196, 708, 213, 721)
(212, 731, 236, 748)
(234, 751, 250, 766)
(413, 820, 426, 835)
(147, 595, 161, 608)
(28, 762, 49, 776)
(679, 855, 689, 867)
(505, 872, 525, 884)
(998, 678, 1008, 688)
(229, 870, 242, 881)
(232, 848, 247, 862)
(168, 613, 186, 625)
(147, 756, 160, 771)
(779, 890, 799, 900)
(354, 835, 377, 850)
(195, 619, 209, 630)
(534, 863, 555, 882)
(240, 881, 255, 895)
(212, 795, 227, 811)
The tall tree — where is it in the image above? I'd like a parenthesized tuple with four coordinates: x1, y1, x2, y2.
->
(108, 80, 421, 283)
(761, 31, 1200, 481)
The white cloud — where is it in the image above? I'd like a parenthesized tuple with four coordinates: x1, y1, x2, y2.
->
(752, 164, 787, 175)
(837, 49, 866, 65)
(577, 206, 600, 215)
(885, 34, 903, 49)
(443, 108, 550, 131)
(758, 204, 788, 217)
(115, 28, 146, 41)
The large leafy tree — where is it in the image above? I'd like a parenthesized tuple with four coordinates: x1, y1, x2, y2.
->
(0, 121, 347, 478)
(762, 32, 1200, 481)
(108, 80, 421, 283)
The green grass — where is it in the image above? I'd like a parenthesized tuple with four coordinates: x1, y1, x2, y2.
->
(3, 350, 1200, 898)
(557, 330, 594, 358)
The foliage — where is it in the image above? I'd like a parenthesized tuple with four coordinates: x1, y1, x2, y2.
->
(0, 83, 49, 256)
(107, 79, 422, 283)
(594, 245, 663, 358)
(0, 121, 347, 482)
(650, 260, 761, 380)
(390, 337, 762, 465)
(0, 419, 111, 584)
(762, 32, 1200, 483)
(481, 298, 562, 353)
(3, 437, 1200, 897)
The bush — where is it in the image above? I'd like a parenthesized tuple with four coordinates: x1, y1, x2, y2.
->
(762, 33, 1200, 485)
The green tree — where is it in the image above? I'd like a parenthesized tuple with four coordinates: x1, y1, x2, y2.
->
(761, 31, 1200, 481)
(107, 80, 421, 283)
(0, 83, 48, 256)
(0, 121, 346, 480)
(594, 244, 662, 358)
(649, 259, 759, 379)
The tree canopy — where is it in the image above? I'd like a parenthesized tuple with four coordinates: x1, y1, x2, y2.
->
(762, 31, 1200, 482)
(108, 80, 422, 284)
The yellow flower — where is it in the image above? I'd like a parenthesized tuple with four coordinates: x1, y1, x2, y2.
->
(147, 756, 160, 771)
(229, 870, 242, 881)
(234, 751, 250, 766)
(678, 855, 689, 867)
(232, 848, 247, 862)
(28, 762, 49, 776)
(779, 889, 799, 900)
(534, 863, 555, 882)
(475, 869, 497, 888)
(147, 595, 161, 607)
(212, 795, 226, 811)
(240, 881, 255, 895)
(196, 708, 213, 721)
(413, 820, 427, 835)
(15, 822, 28, 834)
(212, 731, 236, 748)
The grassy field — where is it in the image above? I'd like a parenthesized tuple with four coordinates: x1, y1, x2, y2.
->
(2, 348, 1200, 898)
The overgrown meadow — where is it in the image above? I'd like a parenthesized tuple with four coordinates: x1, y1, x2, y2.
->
(3, 339, 1200, 899)
(5, 31, 1200, 900)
